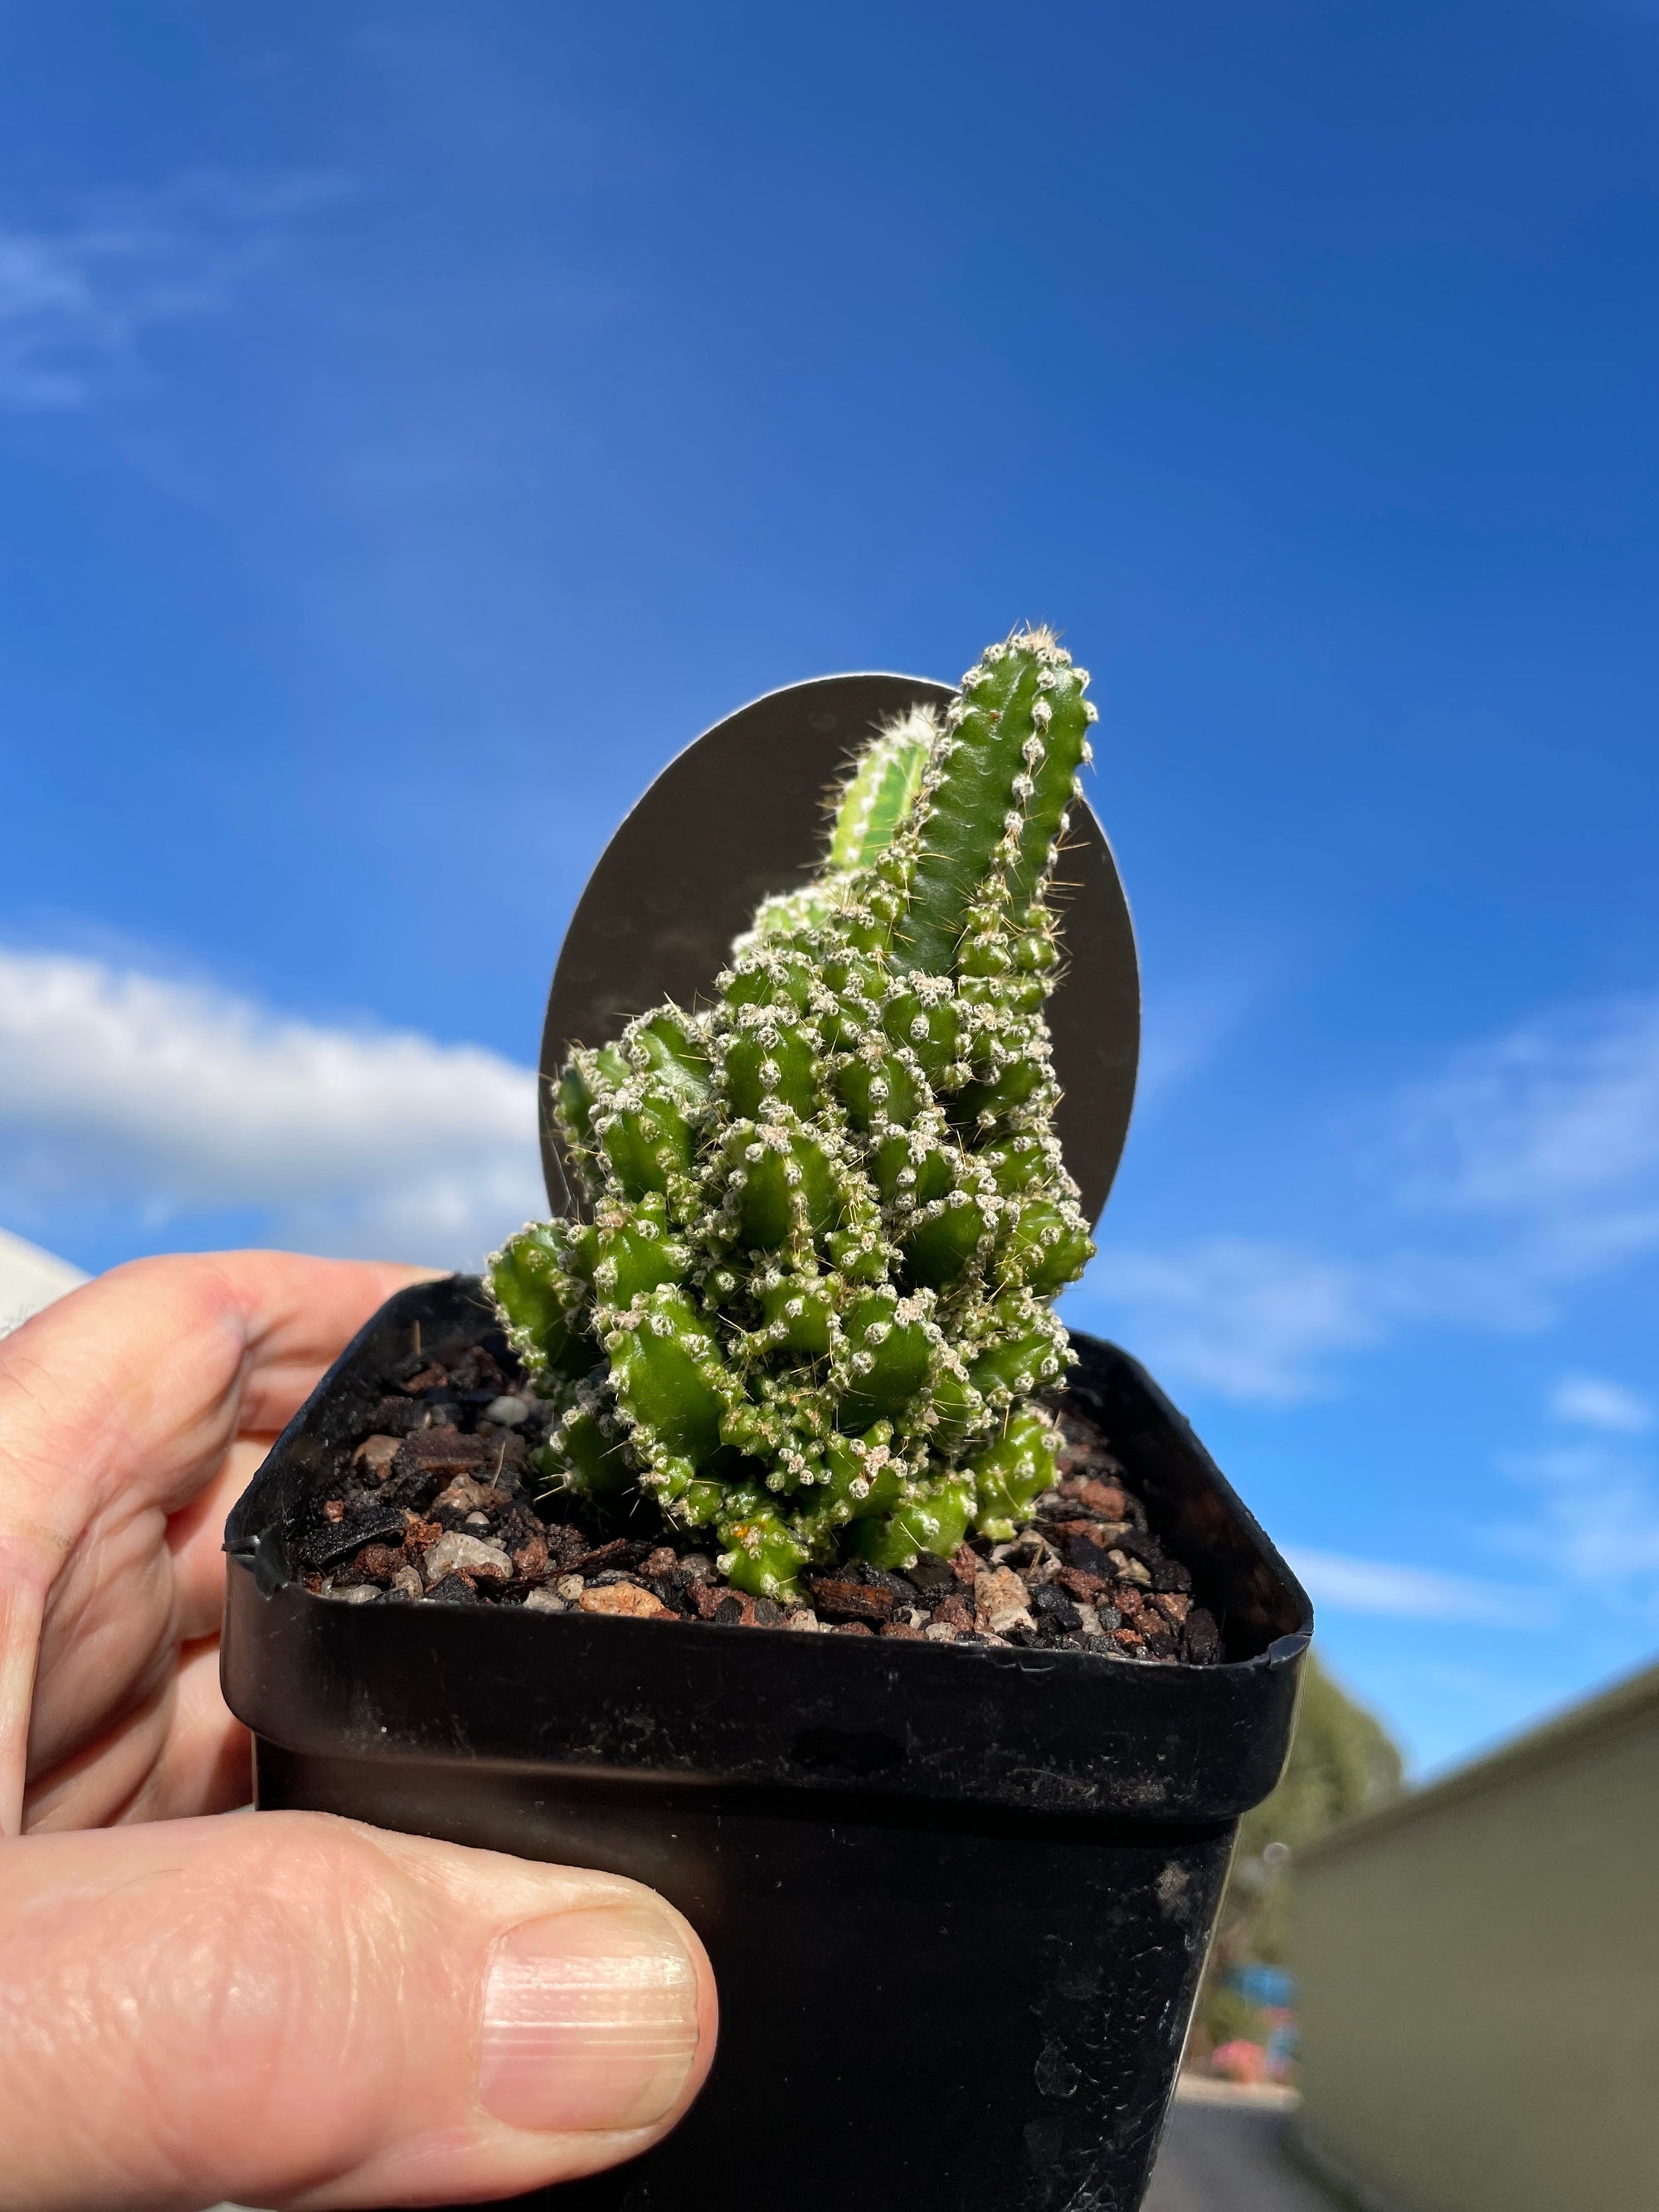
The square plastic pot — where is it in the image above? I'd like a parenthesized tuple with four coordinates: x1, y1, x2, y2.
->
(221, 1276, 1311, 2212)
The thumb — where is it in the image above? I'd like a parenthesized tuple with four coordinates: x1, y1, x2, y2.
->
(0, 1810, 716, 2210)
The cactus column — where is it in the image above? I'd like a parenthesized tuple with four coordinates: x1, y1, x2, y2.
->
(491, 629, 1099, 1597)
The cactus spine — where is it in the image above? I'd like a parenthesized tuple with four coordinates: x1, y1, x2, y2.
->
(490, 630, 1098, 1597)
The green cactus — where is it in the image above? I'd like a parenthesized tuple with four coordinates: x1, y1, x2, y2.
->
(490, 628, 1099, 1598)
(738, 702, 935, 950)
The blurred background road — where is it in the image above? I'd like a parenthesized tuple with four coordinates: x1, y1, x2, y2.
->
(1146, 2084, 1345, 2212)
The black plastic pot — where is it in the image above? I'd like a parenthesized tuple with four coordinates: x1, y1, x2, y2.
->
(222, 1274, 1309, 2212)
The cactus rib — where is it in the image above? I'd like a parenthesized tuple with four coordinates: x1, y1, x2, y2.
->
(490, 628, 1098, 1598)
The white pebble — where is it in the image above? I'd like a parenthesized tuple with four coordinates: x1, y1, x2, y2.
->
(421, 1530, 513, 1585)
(485, 1395, 530, 1427)
(974, 1565, 1036, 1637)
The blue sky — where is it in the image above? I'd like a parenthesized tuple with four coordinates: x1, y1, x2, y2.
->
(2, 0, 1657, 1772)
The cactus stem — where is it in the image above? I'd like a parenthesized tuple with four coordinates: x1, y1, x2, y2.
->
(491, 629, 1098, 1594)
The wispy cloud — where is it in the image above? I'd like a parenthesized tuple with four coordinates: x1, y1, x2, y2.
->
(1092, 990, 1659, 1403)
(1080, 1237, 1376, 1403)
(1286, 1383, 1659, 1635)
(1550, 1373, 1653, 1435)
(0, 948, 542, 1266)
(1496, 1438, 1659, 1606)
(1393, 993, 1659, 1279)
(0, 171, 348, 411)
(1135, 964, 1265, 1116)
(1284, 1547, 1546, 1626)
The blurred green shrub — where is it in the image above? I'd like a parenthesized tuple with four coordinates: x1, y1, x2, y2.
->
(1190, 1652, 1404, 2068)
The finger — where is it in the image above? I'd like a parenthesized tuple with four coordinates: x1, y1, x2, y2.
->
(0, 1811, 717, 2211)
(117, 1636, 251, 1824)
(25, 1638, 249, 1834)
(1, 1249, 435, 1528)
(29, 1437, 269, 1796)
(21, 1437, 270, 1812)
(0, 1253, 435, 1835)
(23, 1485, 174, 1792)
(168, 1435, 274, 1641)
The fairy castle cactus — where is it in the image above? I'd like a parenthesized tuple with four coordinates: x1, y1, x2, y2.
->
(489, 628, 1099, 1597)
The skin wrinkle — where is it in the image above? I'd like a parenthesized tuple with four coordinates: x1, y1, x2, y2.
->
(106, 1642, 251, 1828)
(237, 1353, 353, 1439)
(31, 1505, 178, 1775)
(25, 1656, 178, 1831)
(41, 1510, 174, 1665)
(163, 1437, 275, 1636)
(0, 1823, 415, 2204)
(135, 1831, 408, 2191)
(163, 1439, 270, 1633)
(0, 1254, 423, 1838)
(37, 1867, 241, 2194)
(0, 1576, 46, 1838)
(0, 1256, 718, 2208)
(26, 1628, 248, 1833)
(39, 1666, 248, 1835)
(25, 1510, 251, 1824)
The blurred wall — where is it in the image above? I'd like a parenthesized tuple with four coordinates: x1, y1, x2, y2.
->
(1291, 1660, 1659, 2212)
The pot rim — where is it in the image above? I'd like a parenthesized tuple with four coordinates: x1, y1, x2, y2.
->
(222, 1276, 1311, 1826)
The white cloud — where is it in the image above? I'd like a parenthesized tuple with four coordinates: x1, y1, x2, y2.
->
(1496, 1440, 1659, 1602)
(0, 171, 347, 410)
(1283, 1432, 1659, 1636)
(1092, 990, 1659, 1403)
(1081, 1237, 1377, 1403)
(1550, 1373, 1653, 1436)
(1362, 994, 1659, 1349)
(6, 944, 1657, 1404)
(1394, 994, 1659, 1264)
(1284, 1548, 1545, 1626)
(0, 948, 542, 1267)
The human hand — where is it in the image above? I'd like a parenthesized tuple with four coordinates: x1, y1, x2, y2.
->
(0, 1252, 716, 2210)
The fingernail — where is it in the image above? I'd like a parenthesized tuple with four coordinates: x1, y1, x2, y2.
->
(479, 1908, 700, 2134)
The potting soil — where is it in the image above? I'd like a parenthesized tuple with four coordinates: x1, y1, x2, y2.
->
(291, 1334, 1224, 1665)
